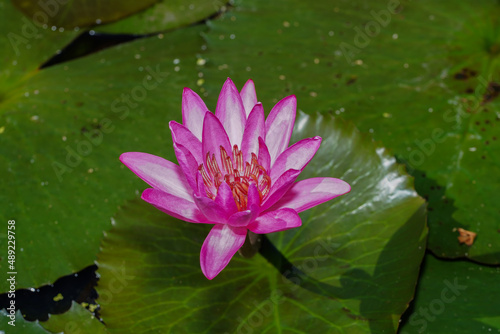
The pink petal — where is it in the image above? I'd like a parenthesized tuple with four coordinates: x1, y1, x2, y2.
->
(194, 182, 238, 222)
(169, 121, 203, 164)
(142, 188, 208, 223)
(240, 79, 258, 117)
(258, 137, 271, 172)
(247, 182, 261, 210)
(120, 152, 193, 202)
(265, 95, 297, 166)
(247, 208, 301, 234)
(227, 184, 260, 227)
(241, 103, 265, 162)
(214, 182, 239, 217)
(194, 196, 228, 223)
(182, 88, 209, 141)
(200, 224, 247, 280)
(226, 210, 254, 227)
(260, 169, 301, 212)
(215, 78, 246, 148)
(196, 171, 208, 197)
(173, 143, 199, 194)
(270, 136, 322, 183)
(269, 177, 351, 213)
(202, 112, 232, 169)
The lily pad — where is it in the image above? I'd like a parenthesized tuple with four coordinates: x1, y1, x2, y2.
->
(0, 17, 206, 292)
(40, 302, 107, 334)
(11, 0, 157, 29)
(0, 0, 79, 90)
(97, 0, 228, 35)
(0, 310, 50, 333)
(200, 0, 500, 263)
(96, 112, 426, 333)
(399, 254, 500, 334)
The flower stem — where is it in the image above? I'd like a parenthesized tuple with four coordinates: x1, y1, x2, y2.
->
(238, 231, 262, 258)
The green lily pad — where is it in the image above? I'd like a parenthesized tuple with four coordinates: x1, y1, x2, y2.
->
(399, 254, 500, 334)
(11, 0, 157, 29)
(0, 17, 206, 291)
(96, 112, 426, 333)
(0, 302, 105, 334)
(200, 0, 500, 263)
(40, 302, 107, 333)
(0, 310, 50, 334)
(97, 0, 227, 35)
(0, 0, 78, 91)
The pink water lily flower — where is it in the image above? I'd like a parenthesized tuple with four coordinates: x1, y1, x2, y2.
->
(120, 78, 350, 280)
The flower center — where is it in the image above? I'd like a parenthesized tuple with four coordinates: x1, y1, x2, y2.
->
(198, 145, 271, 211)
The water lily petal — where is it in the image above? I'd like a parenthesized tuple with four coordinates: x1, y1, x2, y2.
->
(196, 171, 209, 197)
(227, 183, 260, 227)
(173, 143, 199, 194)
(215, 78, 246, 148)
(214, 182, 238, 219)
(182, 88, 209, 140)
(269, 177, 351, 213)
(247, 208, 301, 234)
(194, 196, 229, 223)
(265, 95, 297, 166)
(194, 181, 240, 222)
(258, 137, 271, 172)
(202, 112, 232, 169)
(270, 136, 322, 183)
(200, 224, 247, 280)
(261, 169, 301, 212)
(142, 188, 208, 223)
(169, 121, 203, 164)
(247, 182, 261, 211)
(241, 103, 265, 162)
(120, 152, 193, 202)
(240, 79, 258, 117)
(226, 210, 253, 227)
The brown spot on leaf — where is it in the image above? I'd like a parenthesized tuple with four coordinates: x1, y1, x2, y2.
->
(342, 307, 367, 321)
(482, 82, 500, 104)
(454, 68, 478, 80)
(456, 228, 477, 246)
(346, 76, 357, 85)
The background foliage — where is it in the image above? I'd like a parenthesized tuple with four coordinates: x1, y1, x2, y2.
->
(1, 0, 499, 333)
